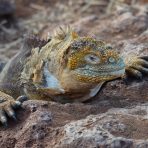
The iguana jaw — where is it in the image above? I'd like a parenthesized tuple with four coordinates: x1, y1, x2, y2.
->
(74, 68, 125, 82)
(72, 60, 125, 83)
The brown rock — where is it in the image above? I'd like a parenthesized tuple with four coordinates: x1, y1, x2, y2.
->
(1, 100, 148, 147)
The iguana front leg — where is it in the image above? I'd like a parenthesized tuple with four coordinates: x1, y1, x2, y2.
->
(124, 55, 148, 79)
(0, 91, 27, 126)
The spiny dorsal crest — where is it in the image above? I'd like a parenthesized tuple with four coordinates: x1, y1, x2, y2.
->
(53, 26, 78, 41)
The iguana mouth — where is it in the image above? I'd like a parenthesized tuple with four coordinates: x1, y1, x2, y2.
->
(73, 67, 125, 83)
(75, 66, 125, 77)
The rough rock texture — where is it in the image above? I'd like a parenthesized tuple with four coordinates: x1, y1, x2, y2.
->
(1, 101, 148, 148)
(0, 0, 148, 148)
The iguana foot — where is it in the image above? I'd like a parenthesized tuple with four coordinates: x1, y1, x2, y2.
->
(125, 55, 148, 79)
(0, 91, 27, 126)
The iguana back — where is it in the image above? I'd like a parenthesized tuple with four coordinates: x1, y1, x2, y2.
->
(0, 35, 48, 98)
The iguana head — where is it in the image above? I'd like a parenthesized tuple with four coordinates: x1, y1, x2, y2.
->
(66, 37, 125, 83)
(50, 27, 125, 86)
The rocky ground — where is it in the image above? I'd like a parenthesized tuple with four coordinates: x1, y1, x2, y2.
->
(0, 0, 148, 148)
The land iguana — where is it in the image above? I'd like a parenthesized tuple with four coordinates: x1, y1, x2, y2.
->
(0, 27, 147, 126)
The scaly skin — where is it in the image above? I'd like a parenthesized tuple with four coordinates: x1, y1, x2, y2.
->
(0, 27, 147, 126)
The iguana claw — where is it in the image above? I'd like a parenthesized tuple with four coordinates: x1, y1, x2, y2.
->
(125, 55, 148, 79)
(0, 92, 28, 126)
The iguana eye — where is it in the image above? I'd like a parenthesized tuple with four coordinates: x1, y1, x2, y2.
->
(85, 54, 100, 64)
(108, 57, 115, 63)
(106, 45, 113, 50)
